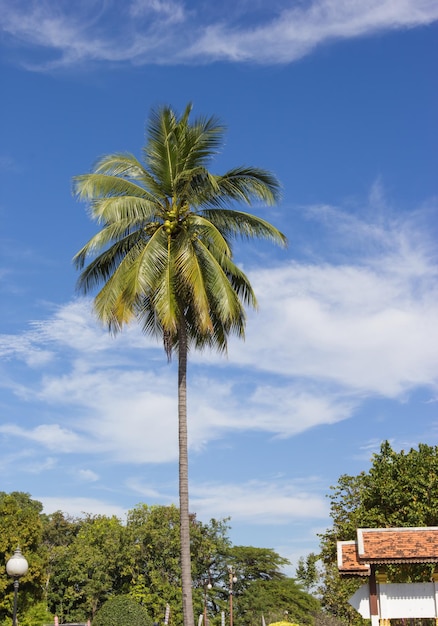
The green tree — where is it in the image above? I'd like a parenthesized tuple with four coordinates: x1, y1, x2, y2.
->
(73, 103, 286, 626)
(92, 595, 153, 626)
(126, 504, 231, 626)
(296, 553, 319, 594)
(318, 441, 438, 622)
(203, 545, 303, 626)
(227, 546, 289, 582)
(47, 514, 130, 621)
(236, 578, 320, 626)
(0, 493, 46, 623)
(41, 511, 82, 609)
(127, 504, 191, 625)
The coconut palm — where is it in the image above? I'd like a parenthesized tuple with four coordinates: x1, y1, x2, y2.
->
(73, 103, 286, 626)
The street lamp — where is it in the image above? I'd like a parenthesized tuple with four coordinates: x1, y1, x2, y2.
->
(6, 547, 29, 626)
(227, 566, 237, 626)
(203, 579, 212, 626)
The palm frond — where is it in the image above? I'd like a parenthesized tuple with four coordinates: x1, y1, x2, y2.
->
(172, 238, 214, 335)
(206, 248, 258, 309)
(92, 153, 164, 196)
(93, 153, 146, 178)
(211, 167, 282, 206)
(145, 106, 179, 193)
(177, 114, 225, 172)
(174, 167, 220, 205)
(201, 208, 287, 247)
(187, 214, 232, 257)
(74, 102, 286, 349)
(74, 229, 143, 281)
(88, 196, 163, 225)
(191, 237, 248, 332)
(73, 174, 154, 204)
(91, 248, 142, 332)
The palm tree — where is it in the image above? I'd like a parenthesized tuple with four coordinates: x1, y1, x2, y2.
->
(73, 103, 286, 626)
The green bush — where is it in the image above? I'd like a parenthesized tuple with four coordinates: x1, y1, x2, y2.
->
(21, 601, 54, 626)
(93, 596, 153, 626)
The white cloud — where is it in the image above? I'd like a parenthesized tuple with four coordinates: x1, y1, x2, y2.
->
(0, 448, 58, 474)
(77, 469, 100, 482)
(0, 0, 437, 68)
(189, 0, 438, 63)
(39, 496, 128, 519)
(191, 480, 328, 523)
(0, 333, 55, 367)
(30, 298, 155, 356)
(129, 0, 185, 22)
(0, 423, 84, 452)
(0, 203, 436, 467)
(37, 365, 180, 463)
(36, 479, 328, 529)
(125, 478, 174, 502)
(227, 209, 438, 398)
(123, 476, 329, 526)
(28, 457, 58, 473)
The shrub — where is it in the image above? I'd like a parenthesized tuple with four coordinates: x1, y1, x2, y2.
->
(93, 596, 153, 626)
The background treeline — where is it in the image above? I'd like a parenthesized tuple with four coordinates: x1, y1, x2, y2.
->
(5, 442, 433, 626)
(0, 495, 319, 626)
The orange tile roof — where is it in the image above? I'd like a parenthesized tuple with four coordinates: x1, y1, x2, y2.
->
(337, 527, 438, 575)
(358, 527, 438, 563)
(337, 540, 370, 575)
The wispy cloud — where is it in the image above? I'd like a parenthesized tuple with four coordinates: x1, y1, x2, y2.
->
(77, 468, 100, 482)
(231, 204, 438, 397)
(39, 496, 128, 519)
(1, 0, 437, 69)
(0, 423, 84, 452)
(36, 479, 327, 527)
(191, 480, 328, 523)
(60, 475, 328, 526)
(128, 0, 185, 22)
(0, 201, 436, 471)
(0, 196, 436, 544)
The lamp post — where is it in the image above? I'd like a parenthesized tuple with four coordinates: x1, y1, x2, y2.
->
(203, 580, 212, 626)
(6, 548, 29, 626)
(227, 566, 237, 626)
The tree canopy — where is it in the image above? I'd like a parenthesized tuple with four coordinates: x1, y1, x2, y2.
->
(0, 494, 319, 626)
(313, 441, 438, 622)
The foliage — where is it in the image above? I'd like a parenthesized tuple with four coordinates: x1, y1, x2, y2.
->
(73, 103, 285, 626)
(92, 595, 153, 626)
(316, 441, 438, 622)
(0, 493, 320, 626)
(236, 578, 319, 626)
(312, 614, 345, 626)
(126, 504, 231, 626)
(295, 553, 319, 593)
(0, 493, 46, 623)
(228, 546, 289, 582)
(19, 601, 53, 626)
(47, 514, 131, 621)
(73, 102, 285, 355)
(192, 546, 318, 626)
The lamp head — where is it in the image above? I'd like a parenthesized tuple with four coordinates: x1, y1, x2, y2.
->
(6, 548, 29, 578)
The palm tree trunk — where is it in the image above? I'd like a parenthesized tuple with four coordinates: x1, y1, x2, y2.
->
(178, 319, 194, 626)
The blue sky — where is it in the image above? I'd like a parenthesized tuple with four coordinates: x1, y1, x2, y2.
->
(1, 0, 437, 574)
